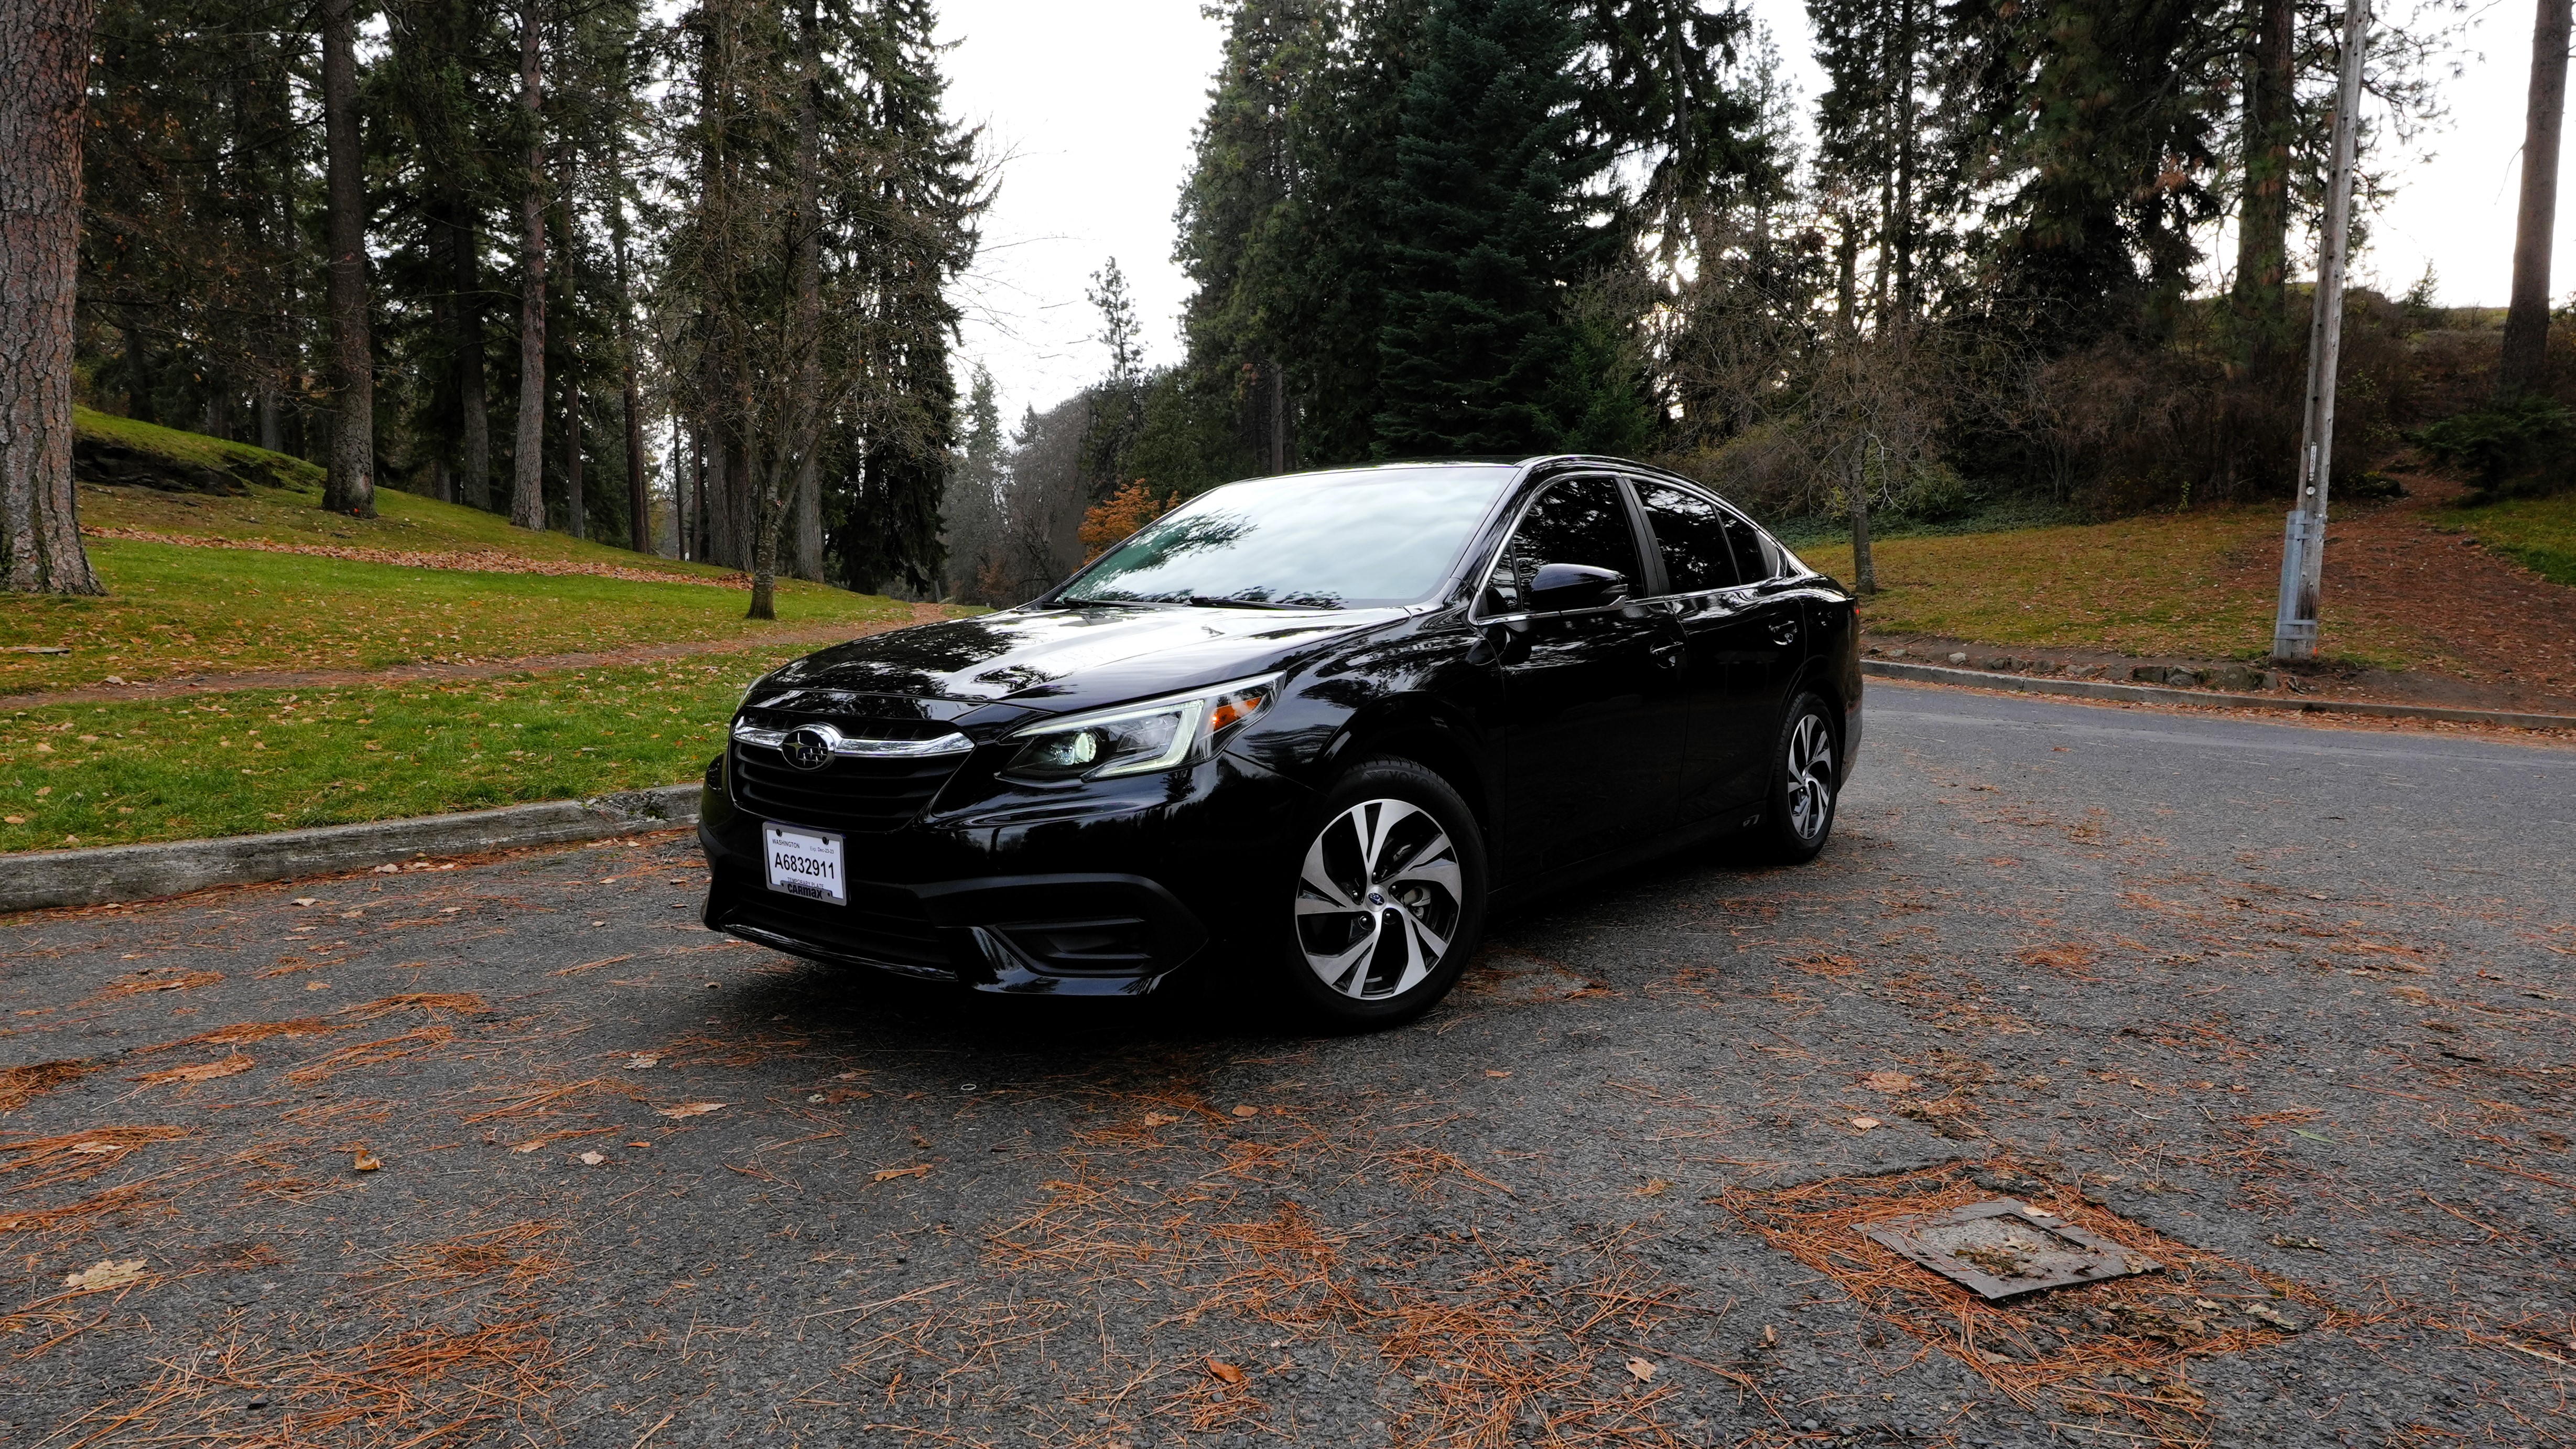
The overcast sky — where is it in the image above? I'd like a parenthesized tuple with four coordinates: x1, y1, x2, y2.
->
(936, 0, 2562, 425)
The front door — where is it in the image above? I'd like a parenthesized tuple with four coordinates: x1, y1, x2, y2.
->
(1487, 475, 1689, 879)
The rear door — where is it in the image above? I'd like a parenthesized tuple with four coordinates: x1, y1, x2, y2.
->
(1714, 507, 1807, 803)
(1632, 481, 1804, 815)
(1485, 475, 1689, 879)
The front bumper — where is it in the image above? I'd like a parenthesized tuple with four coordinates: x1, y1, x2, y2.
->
(697, 750, 1309, 995)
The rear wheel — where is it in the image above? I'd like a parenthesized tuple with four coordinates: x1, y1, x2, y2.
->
(1746, 692, 1841, 864)
(1279, 758, 1487, 1029)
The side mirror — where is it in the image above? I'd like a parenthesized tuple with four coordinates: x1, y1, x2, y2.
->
(1526, 562, 1627, 612)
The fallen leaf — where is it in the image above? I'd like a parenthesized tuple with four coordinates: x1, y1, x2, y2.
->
(63, 1259, 147, 1292)
(292, 897, 318, 906)
(2266, 1233, 2328, 1251)
(68, 1141, 122, 1155)
(135, 1053, 254, 1086)
(511, 1138, 547, 1153)
(872, 1164, 931, 1182)
(657, 1101, 727, 1119)
(1861, 1071, 1914, 1093)
(1485, 1070, 1513, 1078)
(578, 1151, 607, 1166)
(1760, 1324, 1778, 1346)
(625, 1054, 662, 1070)
(352, 1151, 381, 1172)
(1230, 1105, 1259, 1118)
(1140, 1112, 1181, 1128)
(1849, 1116, 1880, 1131)
(1206, 1358, 1246, 1385)
(1625, 1357, 1657, 1382)
(2241, 1302, 2302, 1332)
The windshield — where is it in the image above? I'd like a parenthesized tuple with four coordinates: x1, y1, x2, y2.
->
(1056, 466, 1517, 610)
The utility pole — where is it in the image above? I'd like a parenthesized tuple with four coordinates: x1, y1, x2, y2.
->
(2274, 0, 2369, 662)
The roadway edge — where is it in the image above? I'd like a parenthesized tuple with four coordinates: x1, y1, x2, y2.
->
(1, 783, 700, 914)
(1864, 658, 2576, 731)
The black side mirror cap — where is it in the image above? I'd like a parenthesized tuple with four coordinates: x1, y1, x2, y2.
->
(1527, 562, 1627, 612)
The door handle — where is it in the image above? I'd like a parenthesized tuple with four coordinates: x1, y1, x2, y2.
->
(1650, 642, 1686, 669)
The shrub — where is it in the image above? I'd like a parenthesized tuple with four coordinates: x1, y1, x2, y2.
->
(2410, 394, 2576, 500)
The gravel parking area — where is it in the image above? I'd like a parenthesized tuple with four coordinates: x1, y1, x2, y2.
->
(2, 682, 2569, 1447)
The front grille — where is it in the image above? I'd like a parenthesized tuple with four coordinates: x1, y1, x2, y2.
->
(715, 878, 954, 973)
(729, 736, 968, 835)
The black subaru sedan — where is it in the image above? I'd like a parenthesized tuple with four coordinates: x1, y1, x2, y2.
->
(698, 456, 1859, 1026)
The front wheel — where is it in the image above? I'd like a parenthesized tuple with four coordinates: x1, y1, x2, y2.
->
(1746, 692, 1842, 865)
(1278, 758, 1489, 1029)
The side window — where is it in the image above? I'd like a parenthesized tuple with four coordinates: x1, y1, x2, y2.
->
(1487, 477, 1642, 612)
(1636, 482, 1742, 594)
(1719, 510, 1776, 583)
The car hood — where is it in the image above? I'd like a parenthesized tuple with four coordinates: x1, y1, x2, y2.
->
(753, 604, 1400, 716)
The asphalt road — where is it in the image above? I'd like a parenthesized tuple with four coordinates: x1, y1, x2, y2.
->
(2, 681, 2570, 1449)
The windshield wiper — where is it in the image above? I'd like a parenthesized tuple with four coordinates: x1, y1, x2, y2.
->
(1187, 595, 1304, 610)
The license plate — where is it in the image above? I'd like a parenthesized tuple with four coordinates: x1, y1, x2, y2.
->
(761, 823, 846, 905)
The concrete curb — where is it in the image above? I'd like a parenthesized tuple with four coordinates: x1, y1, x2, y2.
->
(1864, 658, 2576, 731)
(1, 783, 699, 914)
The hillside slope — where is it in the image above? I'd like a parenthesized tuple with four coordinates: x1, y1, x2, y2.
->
(1, 413, 921, 696)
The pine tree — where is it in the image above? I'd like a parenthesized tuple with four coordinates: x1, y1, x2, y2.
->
(1372, 0, 1613, 456)
(825, 0, 980, 597)
(1174, 0, 1328, 475)
(1274, 0, 1424, 466)
(2, 0, 105, 593)
(1961, 0, 2224, 342)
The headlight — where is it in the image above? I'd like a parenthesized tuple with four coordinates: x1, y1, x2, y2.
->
(1000, 673, 1281, 783)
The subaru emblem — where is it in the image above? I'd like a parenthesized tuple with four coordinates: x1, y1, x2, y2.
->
(781, 724, 840, 772)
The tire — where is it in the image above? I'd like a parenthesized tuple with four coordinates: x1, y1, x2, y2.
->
(1277, 757, 1489, 1030)
(1746, 691, 1842, 865)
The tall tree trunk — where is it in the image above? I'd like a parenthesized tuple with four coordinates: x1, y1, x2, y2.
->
(1892, 0, 1915, 318)
(701, 409, 731, 566)
(2232, 0, 2294, 370)
(728, 425, 757, 581)
(556, 140, 582, 538)
(2501, 0, 2573, 398)
(784, 0, 824, 585)
(257, 383, 281, 451)
(690, 424, 709, 561)
(0, 0, 103, 594)
(792, 459, 821, 580)
(320, 0, 376, 517)
(562, 391, 583, 536)
(448, 199, 492, 509)
(508, 0, 547, 529)
(750, 457, 783, 620)
(610, 133, 649, 554)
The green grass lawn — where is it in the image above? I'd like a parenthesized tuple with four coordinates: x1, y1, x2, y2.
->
(1795, 504, 2301, 662)
(0, 651, 817, 851)
(2436, 491, 2576, 585)
(0, 540, 912, 694)
(74, 407, 745, 577)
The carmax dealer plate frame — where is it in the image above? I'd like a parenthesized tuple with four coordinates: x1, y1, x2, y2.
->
(1858, 1198, 2160, 1300)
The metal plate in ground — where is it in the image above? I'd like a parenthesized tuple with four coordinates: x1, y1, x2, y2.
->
(1859, 1198, 2160, 1300)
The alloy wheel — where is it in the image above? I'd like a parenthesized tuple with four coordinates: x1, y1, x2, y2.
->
(1785, 712, 1835, 842)
(1294, 798, 1464, 1000)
